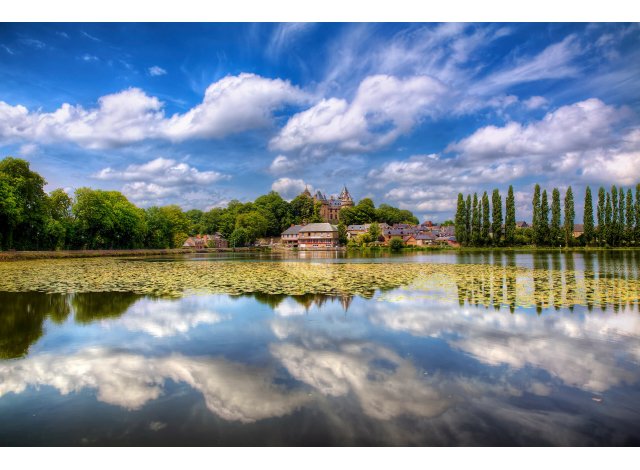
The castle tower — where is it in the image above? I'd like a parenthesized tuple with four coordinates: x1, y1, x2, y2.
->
(301, 186, 312, 198)
(339, 185, 354, 207)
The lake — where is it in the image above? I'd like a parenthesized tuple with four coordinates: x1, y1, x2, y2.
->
(1, 250, 639, 445)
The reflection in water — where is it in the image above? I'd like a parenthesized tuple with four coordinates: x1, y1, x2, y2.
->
(1, 252, 640, 445)
(0, 292, 70, 359)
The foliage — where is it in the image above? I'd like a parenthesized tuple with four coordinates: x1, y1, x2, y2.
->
(389, 238, 405, 251)
(583, 186, 594, 245)
(368, 222, 381, 242)
(505, 186, 516, 245)
(491, 189, 502, 245)
(563, 186, 575, 247)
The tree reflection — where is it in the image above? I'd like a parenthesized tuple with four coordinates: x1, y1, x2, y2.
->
(72, 292, 144, 324)
(0, 292, 71, 359)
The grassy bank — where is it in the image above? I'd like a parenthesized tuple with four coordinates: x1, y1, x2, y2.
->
(0, 247, 242, 262)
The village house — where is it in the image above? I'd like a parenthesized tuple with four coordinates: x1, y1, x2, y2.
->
(572, 224, 585, 239)
(281, 224, 302, 247)
(297, 223, 339, 249)
(415, 233, 437, 246)
(346, 223, 390, 239)
(183, 233, 228, 249)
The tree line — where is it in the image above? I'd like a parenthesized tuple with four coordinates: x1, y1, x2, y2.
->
(0, 157, 417, 250)
(455, 183, 640, 247)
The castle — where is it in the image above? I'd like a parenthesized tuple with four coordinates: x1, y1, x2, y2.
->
(300, 185, 354, 223)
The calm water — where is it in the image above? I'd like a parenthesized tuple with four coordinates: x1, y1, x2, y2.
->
(1, 251, 639, 446)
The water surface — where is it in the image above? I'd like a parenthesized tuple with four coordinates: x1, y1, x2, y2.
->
(1, 251, 639, 445)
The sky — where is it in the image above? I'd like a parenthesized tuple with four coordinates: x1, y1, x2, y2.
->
(0, 22, 639, 222)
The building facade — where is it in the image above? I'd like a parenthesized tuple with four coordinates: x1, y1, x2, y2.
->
(301, 186, 354, 223)
(183, 233, 228, 249)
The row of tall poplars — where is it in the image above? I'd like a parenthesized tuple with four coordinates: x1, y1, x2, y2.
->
(455, 186, 518, 246)
(456, 183, 640, 247)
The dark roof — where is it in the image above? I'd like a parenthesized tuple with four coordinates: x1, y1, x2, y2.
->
(416, 233, 436, 240)
(282, 225, 302, 235)
(573, 224, 585, 232)
(299, 223, 338, 233)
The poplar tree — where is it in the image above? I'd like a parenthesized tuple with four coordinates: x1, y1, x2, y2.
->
(636, 184, 640, 245)
(481, 191, 490, 245)
(611, 186, 618, 246)
(532, 184, 541, 245)
(626, 188, 634, 245)
(564, 186, 575, 246)
(551, 188, 562, 247)
(618, 186, 625, 245)
(583, 186, 594, 245)
(505, 185, 516, 245)
(539, 189, 549, 245)
(455, 193, 467, 245)
(465, 194, 472, 243)
(491, 189, 502, 245)
(597, 187, 605, 246)
(471, 193, 480, 245)
(605, 192, 612, 246)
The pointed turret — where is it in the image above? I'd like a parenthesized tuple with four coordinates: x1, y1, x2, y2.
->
(301, 185, 312, 198)
(339, 185, 354, 207)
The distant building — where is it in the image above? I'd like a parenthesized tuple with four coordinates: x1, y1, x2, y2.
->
(183, 233, 228, 249)
(573, 224, 585, 239)
(297, 223, 339, 249)
(300, 186, 354, 223)
(516, 221, 530, 229)
(346, 223, 390, 239)
(415, 233, 437, 246)
(281, 224, 303, 247)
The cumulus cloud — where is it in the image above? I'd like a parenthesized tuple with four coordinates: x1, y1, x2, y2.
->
(269, 155, 300, 174)
(0, 348, 309, 423)
(270, 74, 447, 156)
(271, 342, 451, 420)
(148, 65, 167, 76)
(271, 177, 308, 200)
(0, 73, 308, 149)
(523, 95, 549, 109)
(106, 296, 228, 337)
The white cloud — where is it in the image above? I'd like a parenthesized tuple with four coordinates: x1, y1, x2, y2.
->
(447, 99, 627, 159)
(270, 74, 447, 156)
(0, 74, 308, 149)
(148, 65, 167, 76)
(18, 143, 38, 156)
(523, 96, 549, 110)
(80, 53, 99, 62)
(271, 177, 308, 200)
(269, 155, 300, 174)
(0, 348, 309, 423)
(94, 157, 229, 186)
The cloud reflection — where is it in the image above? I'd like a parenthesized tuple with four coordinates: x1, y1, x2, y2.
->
(0, 348, 308, 423)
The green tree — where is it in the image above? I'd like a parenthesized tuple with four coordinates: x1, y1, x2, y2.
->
(235, 210, 270, 243)
(532, 184, 541, 245)
(471, 193, 480, 246)
(481, 191, 490, 245)
(636, 184, 640, 244)
(611, 186, 619, 246)
(626, 189, 634, 245)
(374, 204, 418, 225)
(563, 186, 575, 246)
(455, 193, 467, 245)
(618, 186, 625, 245)
(229, 227, 249, 247)
(550, 188, 562, 247)
(44, 189, 73, 250)
(539, 189, 549, 246)
(254, 191, 292, 235)
(597, 187, 605, 246)
(368, 222, 381, 242)
(337, 222, 348, 246)
(465, 194, 472, 243)
(0, 157, 49, 250)
(505, 185, 516, 245)
(389, 237, 405, 251)
(583, 186, 594, 246)
(491, 189, 502, 245)
(605, 192, 612, 246)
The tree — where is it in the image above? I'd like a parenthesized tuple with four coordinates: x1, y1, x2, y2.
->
(636, 184, 640, 245)
(626, 189, 634, 245)
(229, 227, 249, 247)
(235, 210, 270, 243)
(605, 192, 612, 246)
(583, 186, 594, 246)
(532, 184, 541, 244)
(611, 186, 618, 246)
(618, 186, 626, 245)
(45, 189, 73, 250)
(465, 194, 472, 243)
(0, 157, 49, 250)
(597, 187, 605, 246)
(481, 191, 490, 245)
(491, 189, 502, 245)
(455, 193, 467, 245)
(471, 193, 480, 246)
(368, 222, 382, 242)
(538, 189, 549, 245)
(550, 188, 562, 247)
(0, 173, 19, 250)
(389, 237, 404, 251)
(337, 222, 348, 246)
(563, 186, 575, 246)
(375, 204, 418, 225)
(505, 185, 516, 245)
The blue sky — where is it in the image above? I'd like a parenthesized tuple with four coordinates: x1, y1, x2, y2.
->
(0, 22, 639, 221)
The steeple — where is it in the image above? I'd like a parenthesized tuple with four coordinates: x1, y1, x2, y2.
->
(339, 184, 353, 207)
(301, 185, 312, 198)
